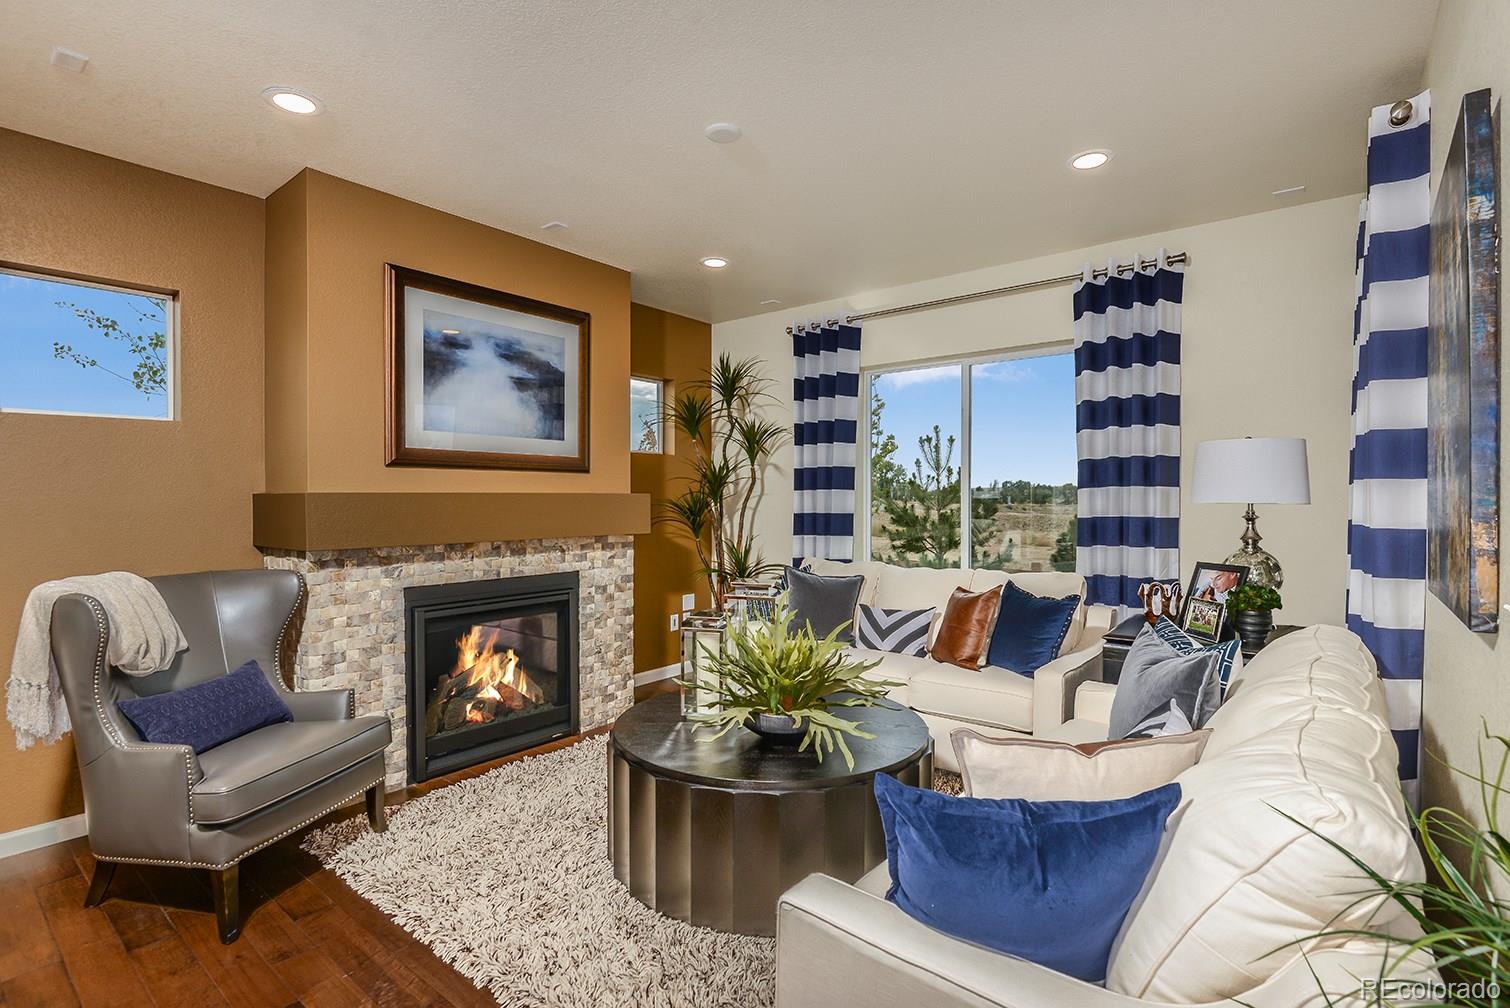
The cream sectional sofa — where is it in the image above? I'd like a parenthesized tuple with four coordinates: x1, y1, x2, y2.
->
(802, 558, 1115, 770)
(775, 625, 1434, 1008)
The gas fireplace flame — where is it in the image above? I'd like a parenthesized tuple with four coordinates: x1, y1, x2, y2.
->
(456, 624, 545, 721)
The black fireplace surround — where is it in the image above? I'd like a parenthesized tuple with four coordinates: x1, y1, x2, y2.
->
(405, 572, 580, 783)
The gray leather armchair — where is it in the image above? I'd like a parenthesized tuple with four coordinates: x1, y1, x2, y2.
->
(49, 569, 391, 943)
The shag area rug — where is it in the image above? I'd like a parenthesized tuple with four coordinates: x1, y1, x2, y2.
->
(305, 735, 961, 1008)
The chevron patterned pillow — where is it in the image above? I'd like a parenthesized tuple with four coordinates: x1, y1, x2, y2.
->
(855, 604, 935, 657)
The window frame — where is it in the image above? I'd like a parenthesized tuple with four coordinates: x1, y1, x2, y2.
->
(629, 373, 669, 454)
(859, 339, 1073, 570)
(0, 263, 179, 422)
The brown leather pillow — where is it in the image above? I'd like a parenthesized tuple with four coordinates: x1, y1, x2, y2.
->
(930, 585, 1003, 669)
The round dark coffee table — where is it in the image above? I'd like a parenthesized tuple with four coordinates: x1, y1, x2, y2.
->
(607, 692, 932, 936)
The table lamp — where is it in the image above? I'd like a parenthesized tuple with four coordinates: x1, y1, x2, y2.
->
(1191, 437, 1310, 589)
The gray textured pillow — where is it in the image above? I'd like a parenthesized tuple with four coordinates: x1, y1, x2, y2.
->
(1107, 624, 1222, 740)
(786, 566, 865, 643)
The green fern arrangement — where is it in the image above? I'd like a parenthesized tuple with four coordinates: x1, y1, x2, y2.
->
(681, 599, 897, 769)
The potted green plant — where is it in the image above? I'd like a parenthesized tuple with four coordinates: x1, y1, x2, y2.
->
(1226, 583, 1282, 653)
(680, 600, 898, 769)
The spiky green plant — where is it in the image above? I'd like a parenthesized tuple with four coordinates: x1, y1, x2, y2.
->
(1279, 729, 1510, 1006)
(657, 352, 786, 604)
(681, 599, 898, 769)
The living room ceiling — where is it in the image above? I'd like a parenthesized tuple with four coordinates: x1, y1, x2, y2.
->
(0, 1, 1436, 323)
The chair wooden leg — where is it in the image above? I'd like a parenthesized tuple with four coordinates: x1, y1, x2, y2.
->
(211, 865, 240, 944)
(365, 783, 388, 833)
(83, 861, 116, 908)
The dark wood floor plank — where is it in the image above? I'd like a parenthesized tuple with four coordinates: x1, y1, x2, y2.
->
(300, 974, 374, 1008)
(1, 962, 79, 1008)
(166, 907, 299, 1008)
(0, 881, 60, 984)
(50, 938, 150, 1008)
(130, 934, 231, 1008)
(34, 877, 116, 954)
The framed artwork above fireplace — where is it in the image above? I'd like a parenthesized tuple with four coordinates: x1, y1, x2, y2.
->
(385, 264, 591, 471)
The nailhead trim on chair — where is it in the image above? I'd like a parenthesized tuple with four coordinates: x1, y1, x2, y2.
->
(81, 595, 201, 825)
(91, 775, 386, 870)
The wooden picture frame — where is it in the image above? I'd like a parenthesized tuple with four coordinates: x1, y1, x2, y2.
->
(385, 264, 590, 471)
(1177, 561, 1249, 642)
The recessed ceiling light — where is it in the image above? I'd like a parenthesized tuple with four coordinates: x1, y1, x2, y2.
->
(701, 256, 730, 269)
(262, 87, 322, 115)
(704, 123, 742, 144)
(1069, 150, 1111, 171)
(759, 299, 783, 307)
(440, 328, 461, 335)
(50, 47, 89, 73)
(1271, 185, 1307, 197)
(540, 221, 568, 231)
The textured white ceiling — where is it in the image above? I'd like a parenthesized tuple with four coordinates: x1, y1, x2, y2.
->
(0, 1, 1436, 322)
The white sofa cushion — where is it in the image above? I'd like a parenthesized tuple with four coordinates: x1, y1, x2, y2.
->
(906, 662, 1034, 734)
(952, 728, 1210, 801)
(1105, 625, 1424, 1003)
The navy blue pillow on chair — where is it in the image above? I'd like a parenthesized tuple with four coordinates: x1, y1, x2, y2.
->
(117, 659, 294, 753)
(873, 772, 1179, 983)
(985, 580, 1079, 675)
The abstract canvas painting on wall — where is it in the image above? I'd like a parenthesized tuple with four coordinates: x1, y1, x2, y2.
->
(1428, 88, 1500, 633)
(385, 265, 590, 471)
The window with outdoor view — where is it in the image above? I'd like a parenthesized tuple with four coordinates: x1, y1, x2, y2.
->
(866, 350, 1077, 573)
(0, 266, 175, 420)
(630, 376, 665, 452)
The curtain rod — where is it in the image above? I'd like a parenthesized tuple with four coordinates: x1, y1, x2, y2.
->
(784, 250, 1189, 334)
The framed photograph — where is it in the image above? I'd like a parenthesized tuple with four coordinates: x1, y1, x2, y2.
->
(385, 264, 590, 471)
(1177, 561, 1249, 641)
(1428, 88, 1499, 633)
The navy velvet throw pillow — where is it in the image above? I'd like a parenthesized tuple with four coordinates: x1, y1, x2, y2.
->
(873, 772, 1180, 983)
(985, 580, 1079, 675)
(118, 660, 294, 753)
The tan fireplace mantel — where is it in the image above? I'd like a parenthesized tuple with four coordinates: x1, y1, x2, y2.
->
(253, 492, 652, 551)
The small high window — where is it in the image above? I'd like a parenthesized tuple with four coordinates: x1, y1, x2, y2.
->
(0, 265, 175, 420)
(630, 376, 666, 453)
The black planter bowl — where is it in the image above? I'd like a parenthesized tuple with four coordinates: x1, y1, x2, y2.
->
(744, 712, 808, 745)
(1232, 609, 1275, 653)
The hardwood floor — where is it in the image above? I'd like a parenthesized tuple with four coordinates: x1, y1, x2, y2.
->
(0, 678, 680, 1008)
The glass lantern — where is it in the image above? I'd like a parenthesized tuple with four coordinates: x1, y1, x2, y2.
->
(679, 612, 729, 717)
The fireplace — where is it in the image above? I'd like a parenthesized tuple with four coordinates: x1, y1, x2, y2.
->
(405, 571, 580, 782)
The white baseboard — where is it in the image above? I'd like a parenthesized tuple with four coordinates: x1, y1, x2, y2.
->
(0, 812, 87, 859)
(634, 663, 680, 688)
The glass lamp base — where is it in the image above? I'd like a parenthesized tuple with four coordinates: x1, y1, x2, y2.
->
(1225, 546, 1283, 590)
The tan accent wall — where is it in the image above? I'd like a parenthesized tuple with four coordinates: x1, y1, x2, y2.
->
(629, 304, 714, 672)
(1420, 0, 1510, 887)
(0, 129, 265, 834)
(265, 169, 631, 494)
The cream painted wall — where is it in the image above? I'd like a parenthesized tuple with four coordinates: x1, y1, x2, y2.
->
(714, 195, 1363, 627)
(1419, 0, 1510, 844)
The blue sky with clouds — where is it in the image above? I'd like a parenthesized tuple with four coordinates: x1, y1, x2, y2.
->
(0, 271, 168, 418)
(872, 352, 1076, 487)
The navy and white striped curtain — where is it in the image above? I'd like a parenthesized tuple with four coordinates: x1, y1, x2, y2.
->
(792, 322, 861, 563)
(1073, 253, 1184, 618)
(1348, 91, 1429, 804)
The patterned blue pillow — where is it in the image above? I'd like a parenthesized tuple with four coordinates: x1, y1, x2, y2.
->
(118, 660, 293, 753)
(1153, 617, 1242, 691)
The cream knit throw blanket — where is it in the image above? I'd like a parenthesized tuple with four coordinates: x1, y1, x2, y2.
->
(7, 572, 187, 749)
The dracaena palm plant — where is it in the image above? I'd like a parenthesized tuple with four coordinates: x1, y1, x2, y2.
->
(682, 599, 895, 769)
(659, 353, 787, 605)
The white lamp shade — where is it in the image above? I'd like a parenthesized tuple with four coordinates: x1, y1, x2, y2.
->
(1191, 438, 1310, 504)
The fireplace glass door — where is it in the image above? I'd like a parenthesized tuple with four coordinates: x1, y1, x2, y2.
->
(406, 573, 578, 781)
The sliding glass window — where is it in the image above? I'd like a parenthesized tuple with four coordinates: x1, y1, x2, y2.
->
(865, 348, 1077, 573)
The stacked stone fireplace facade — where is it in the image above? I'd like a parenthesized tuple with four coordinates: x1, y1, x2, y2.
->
(261, 535, 635, 788)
